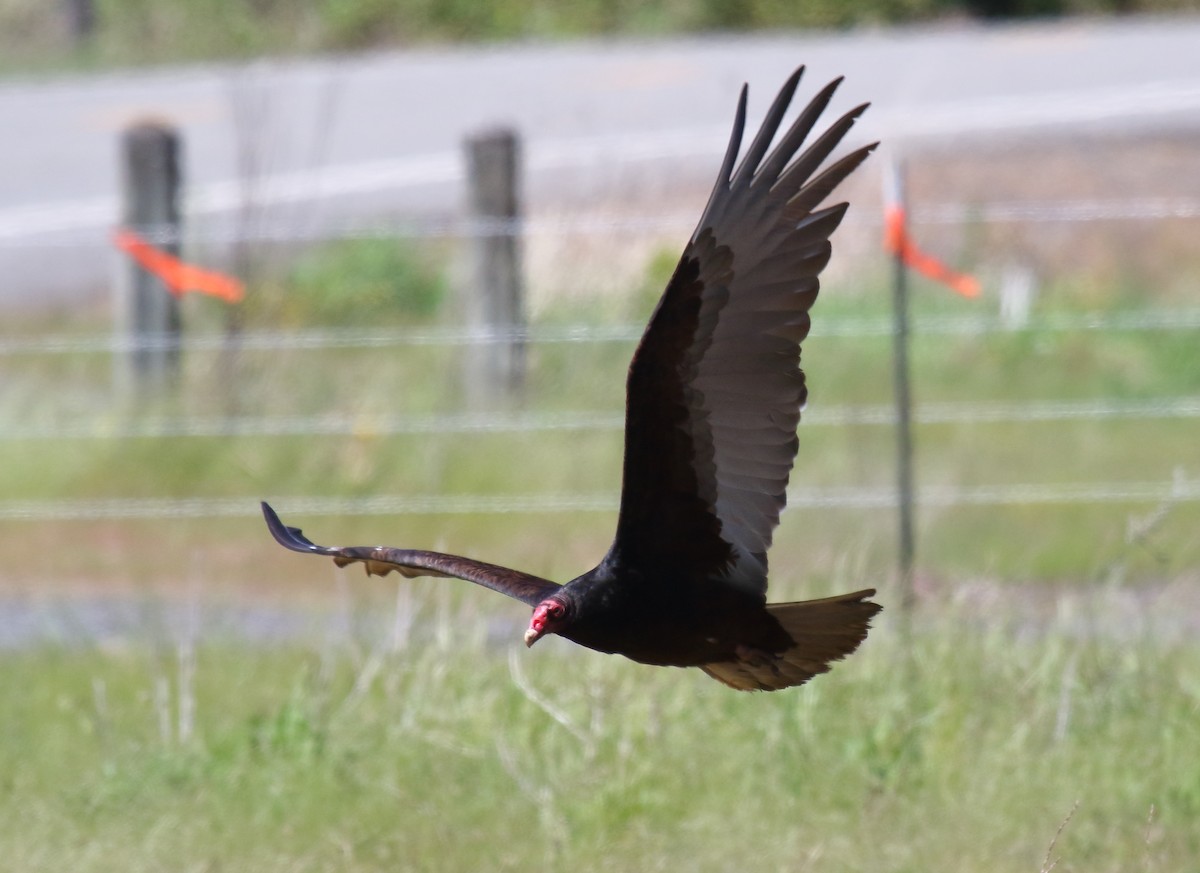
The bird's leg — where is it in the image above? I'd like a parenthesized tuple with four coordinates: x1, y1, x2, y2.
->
(735, 644, 782, 676)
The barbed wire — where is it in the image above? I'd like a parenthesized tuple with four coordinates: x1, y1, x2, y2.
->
(3, 307, 1198, 357)
(1, 477, 1195, 522)
(0, 323, 641, 356)
(2, 196, 1198, 247)
(3, 397, 1198, 442)
(915, 197, 1200, 225)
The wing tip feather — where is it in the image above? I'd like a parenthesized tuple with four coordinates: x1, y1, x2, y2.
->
(262, 501, 330, 555)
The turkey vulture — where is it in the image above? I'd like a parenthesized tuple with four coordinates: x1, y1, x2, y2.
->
(263, 66, 881, 691)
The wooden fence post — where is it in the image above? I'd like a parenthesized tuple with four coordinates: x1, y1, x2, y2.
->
(62, 0, 95, 46)
(886, 158, 917, 618)
(464, 128, 525, 406)
(115, 120, 182, 399)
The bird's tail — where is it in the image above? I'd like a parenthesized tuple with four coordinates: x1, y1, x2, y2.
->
(700, 588, 881, 692)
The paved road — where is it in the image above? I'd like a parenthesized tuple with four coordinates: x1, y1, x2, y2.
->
(3, 15, 1200, 305)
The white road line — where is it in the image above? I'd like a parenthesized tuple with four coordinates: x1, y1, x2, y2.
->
(4, 75, 1199, 242)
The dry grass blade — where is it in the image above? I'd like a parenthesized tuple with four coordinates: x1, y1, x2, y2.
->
(1039, 800, 1080, 873)
(507, 647, 596, 756)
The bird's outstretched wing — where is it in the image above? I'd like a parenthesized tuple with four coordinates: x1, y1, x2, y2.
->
(609, 67, 876, 594)
(261, 502, 561, 607)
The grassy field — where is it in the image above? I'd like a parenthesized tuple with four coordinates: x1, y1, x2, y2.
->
(2, 236, 1198, 870)
(1, 603, 1197, 872)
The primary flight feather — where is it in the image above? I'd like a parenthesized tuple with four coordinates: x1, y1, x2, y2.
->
(264, 66, 881, 691)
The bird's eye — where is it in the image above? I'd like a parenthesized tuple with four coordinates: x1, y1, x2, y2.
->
(549, 603, 565, 620)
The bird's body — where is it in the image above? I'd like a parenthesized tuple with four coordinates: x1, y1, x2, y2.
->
(263, 65, 882, 691)
(542, 562, 786, 667)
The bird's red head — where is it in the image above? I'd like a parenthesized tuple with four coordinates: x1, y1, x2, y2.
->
(525, 597, 570, 647)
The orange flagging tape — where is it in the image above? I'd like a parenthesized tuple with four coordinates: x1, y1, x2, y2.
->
(883, 205, 980, 299)
(114, 229, 244, 304)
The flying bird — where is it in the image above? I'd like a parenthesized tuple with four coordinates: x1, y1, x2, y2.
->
(263, 66, 881, 691)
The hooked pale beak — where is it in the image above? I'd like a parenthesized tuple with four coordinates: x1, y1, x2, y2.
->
(523, 626, 543, 648)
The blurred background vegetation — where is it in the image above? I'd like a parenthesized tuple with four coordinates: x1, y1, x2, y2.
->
(1, 0, 1199, 70)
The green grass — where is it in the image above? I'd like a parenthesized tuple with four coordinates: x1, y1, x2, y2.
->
(1, 602, 1197, 872)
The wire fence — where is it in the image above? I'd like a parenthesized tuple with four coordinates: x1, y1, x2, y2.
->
(4, 307, 1200, 357)
(5, 195, 1200, 248)
(4, 190, 1199, 527)
(3, 397, 1200, 442)
(2, 477, 1197, 522)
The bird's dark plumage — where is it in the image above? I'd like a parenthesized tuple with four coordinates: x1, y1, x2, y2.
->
(263, 66, 881, 691)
